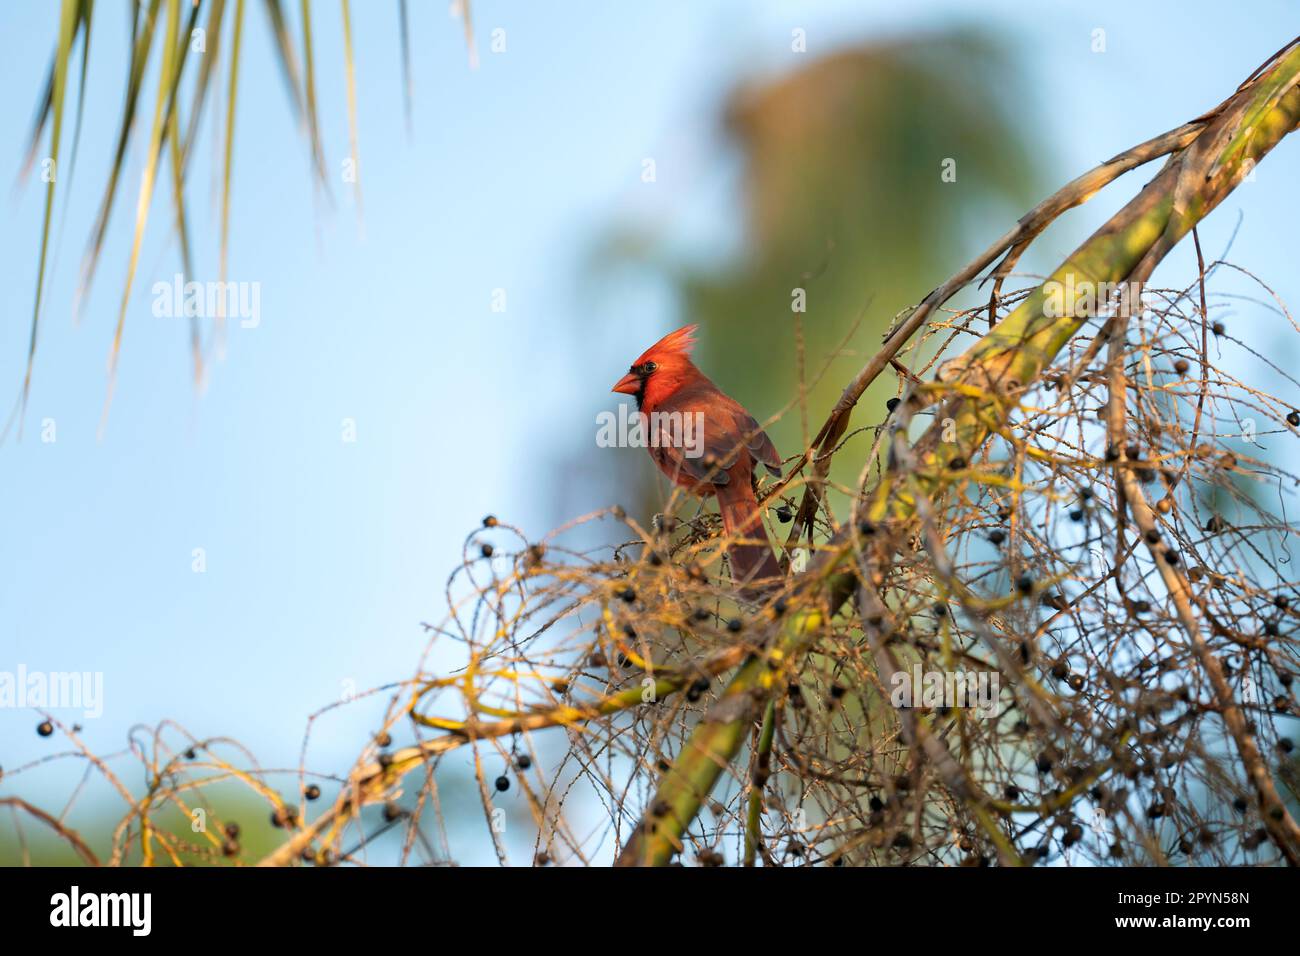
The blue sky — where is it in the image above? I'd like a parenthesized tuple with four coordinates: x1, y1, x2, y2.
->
(2, 1, 1298, 863)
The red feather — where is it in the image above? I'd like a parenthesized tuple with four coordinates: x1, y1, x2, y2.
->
(612, 326, 783, 592)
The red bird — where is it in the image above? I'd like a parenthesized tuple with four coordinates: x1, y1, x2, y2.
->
(611, 325, 784, 590)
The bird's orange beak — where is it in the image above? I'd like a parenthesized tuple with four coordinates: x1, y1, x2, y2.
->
(611, 372, 641, 395)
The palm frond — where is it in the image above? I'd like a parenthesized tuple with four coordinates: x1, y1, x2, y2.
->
(398, 0, 411, 136)
(99, 0, 187, 435)
(5, 0, 82, 443)
(341, 0, 363, 232)
(7, 0, 476, 437)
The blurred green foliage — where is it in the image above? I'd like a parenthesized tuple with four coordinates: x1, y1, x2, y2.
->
(0, 784, 286, 867)
(606, 31, 1043, 504)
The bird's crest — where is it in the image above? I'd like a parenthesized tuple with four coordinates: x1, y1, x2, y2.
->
(637, 324, 698, 364)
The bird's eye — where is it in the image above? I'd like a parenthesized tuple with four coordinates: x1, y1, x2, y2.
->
(643, 362, 658, 374)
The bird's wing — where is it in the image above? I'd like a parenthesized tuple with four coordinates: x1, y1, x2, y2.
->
(651, 387, 781, 484)
(734, 409, 782, 478)
(648, 410, 735, 486)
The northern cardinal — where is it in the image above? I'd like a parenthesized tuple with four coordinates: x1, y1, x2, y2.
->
(611, 325, 783, 590)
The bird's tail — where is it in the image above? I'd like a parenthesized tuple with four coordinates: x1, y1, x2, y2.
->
(716, 479, 783, 593)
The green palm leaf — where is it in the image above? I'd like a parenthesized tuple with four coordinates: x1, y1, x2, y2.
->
(5, 0, 81, 442)
(8, 0, 475, 436)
